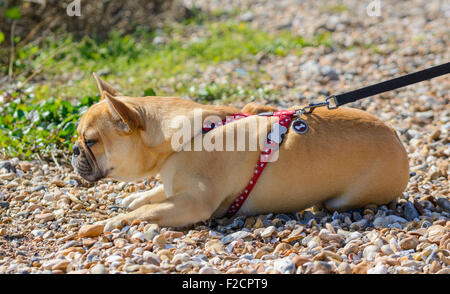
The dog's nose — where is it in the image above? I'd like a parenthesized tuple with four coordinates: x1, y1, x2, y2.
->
(73, 143, 80, 157)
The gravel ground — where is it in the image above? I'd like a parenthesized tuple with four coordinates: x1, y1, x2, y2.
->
(0, 0, 449, 274)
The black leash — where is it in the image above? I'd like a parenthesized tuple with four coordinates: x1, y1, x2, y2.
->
(284, 62, 450, 134)
(303, 62, 450, 112)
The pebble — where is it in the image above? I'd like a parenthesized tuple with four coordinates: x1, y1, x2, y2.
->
(399, 237, 419, 250)
(221, 231, 251, 244)
(311, 261, 332, 274)
(260, 226, 276, 238)
(273, 258, 296, 274)
(363, 245, 379, 261)
(199, 266, 219, 274)
(367, 263, 388, 274)
(0, 0, 448, 274)
(34, 213, 55, 222)
(78, 224, 104, 238)
(143, 251, 160, 266)
(139, 264, 161, 274)
(404, 201, 420, 221)
(153, 234, 166, 248)
(374, 215, 407, 228)
(436, 198, 450, 213)
(337, 262, 352, 274)
(90, 264, 107, 274)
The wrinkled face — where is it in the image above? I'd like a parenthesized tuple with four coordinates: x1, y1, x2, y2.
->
(71, 100, 146, 182)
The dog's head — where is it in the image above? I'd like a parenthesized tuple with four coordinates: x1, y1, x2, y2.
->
(72, 74, 148, 182)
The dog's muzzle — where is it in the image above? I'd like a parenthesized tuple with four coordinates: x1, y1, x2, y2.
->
(71, 142, 104, 182)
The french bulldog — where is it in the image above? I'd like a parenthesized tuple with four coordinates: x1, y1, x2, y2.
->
(72, 74, 409, 231)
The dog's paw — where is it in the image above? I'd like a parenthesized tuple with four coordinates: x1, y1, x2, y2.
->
(122, 191, 154, 211)
(121, 192, 144, 209)
(102, 217, 129, 233)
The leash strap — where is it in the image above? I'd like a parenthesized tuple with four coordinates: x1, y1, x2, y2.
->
(329, 62, 450, 108)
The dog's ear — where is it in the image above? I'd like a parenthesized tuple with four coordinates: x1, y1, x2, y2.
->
(104, 91, 144, 133)
(93, 72, 121, 99)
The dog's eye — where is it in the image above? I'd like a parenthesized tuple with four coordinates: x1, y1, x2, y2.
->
(85, 139, 97, 147)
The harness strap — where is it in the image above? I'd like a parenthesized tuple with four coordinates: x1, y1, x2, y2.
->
(201, 110, 296, 217)
(225, 110, 295, 217)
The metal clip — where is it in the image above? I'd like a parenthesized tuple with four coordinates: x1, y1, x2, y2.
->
(293, 95, 340, 116)
(303, 101, 328, 114)
(325, 95, 339, 109)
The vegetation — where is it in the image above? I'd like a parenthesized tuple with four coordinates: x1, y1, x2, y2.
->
(0, 8, 332, 160)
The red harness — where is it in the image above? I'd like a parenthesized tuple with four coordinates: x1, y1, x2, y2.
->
(202, 110, 302, 217)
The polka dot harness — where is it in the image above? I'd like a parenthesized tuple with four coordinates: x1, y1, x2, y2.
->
(202, 109, 306, 217)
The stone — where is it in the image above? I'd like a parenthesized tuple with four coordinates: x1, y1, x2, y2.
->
(143, 251, 160, 266)
(205, 239, 225, 254)
(282, 227, 304, 242)
(260, 226, 276, 238)
(352, 262, 369, 274)
(221, 231, 251, 244)
(367, 263, 388, 274)
(374, 215, 407, 227)
(363, 245, 379, 261)
(199, 266, 219, 274)
(90, 264, 106, 274)
(172, 253, 190, 265)
(311, 261, 332, 274)
(163, 231, 184, 239)
(153, 234, 166, 248)
(436, 197, 450, 213)
(343, 242, 359, 255)
(318, 229, 344, 242)
(429, 129, 441, 141)
(254, 247, 272, 259)
(274, 243, 291, 253)
(399, 237, 419, 250)
(139, 264, 161, 274)
(404, 201, 420, 221)
(143, 228, 159, 241)
(176, 261, 197, 272)
(337, 262, 352, 274)
(273, 258, 296, 274)
(350, 219, 368, 230)
(380, 244, 394, 255)
(130, 232, 145, 243)
(253, 218, 264, 228)
(51, 260, 70, 272)
(35, 213, 55, 222)
(78, 224, 104, 238)
(292, 256, 311, 267)
(320, 66, 339, 80)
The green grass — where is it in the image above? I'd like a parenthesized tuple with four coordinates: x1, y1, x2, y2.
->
(0, 19, 333, 160)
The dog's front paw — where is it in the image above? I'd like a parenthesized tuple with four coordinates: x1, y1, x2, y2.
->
(102, 217, 130, 233)
(121, 192, 143, 209)
(121, 191, 155, 211)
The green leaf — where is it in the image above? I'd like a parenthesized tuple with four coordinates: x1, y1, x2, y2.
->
(144, 88, 157, 96)
(5, 6, 21, 20)
(0, 31, 4, 44)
